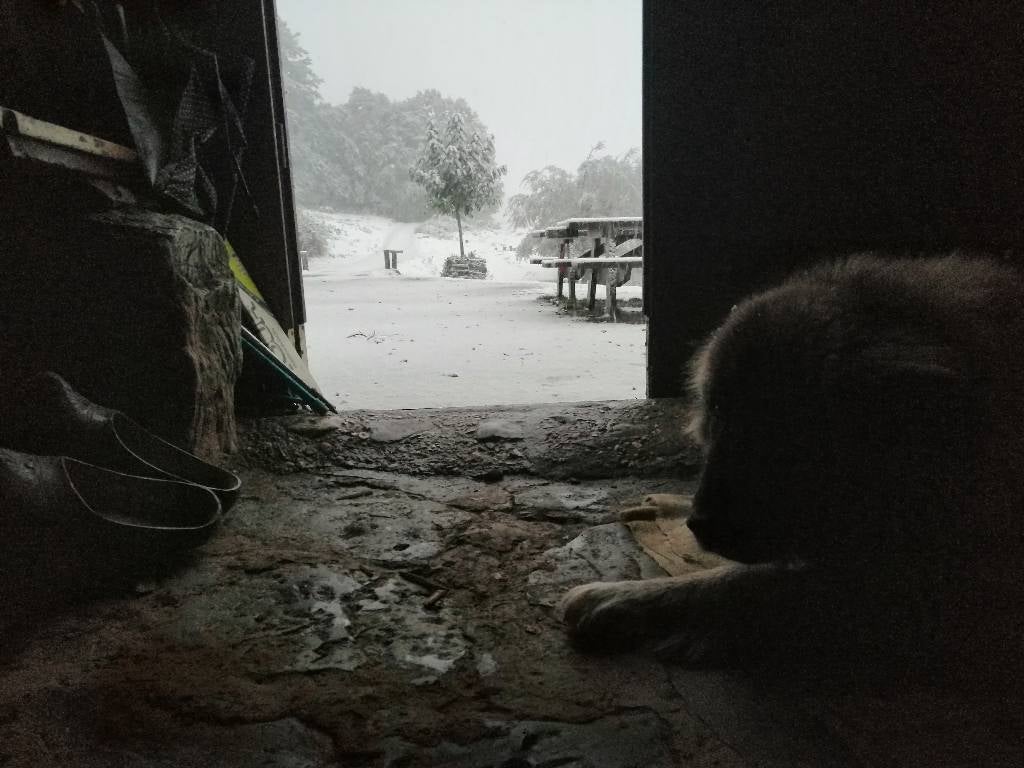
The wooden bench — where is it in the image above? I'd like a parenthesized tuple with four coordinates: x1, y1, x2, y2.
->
(530, 221, 643, 320)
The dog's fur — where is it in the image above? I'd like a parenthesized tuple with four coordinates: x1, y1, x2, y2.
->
(561, 255, 1024, 673)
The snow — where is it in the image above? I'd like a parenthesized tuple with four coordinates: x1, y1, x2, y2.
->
(300, 211, 646, 410)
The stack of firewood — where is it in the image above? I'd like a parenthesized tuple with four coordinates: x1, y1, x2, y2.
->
(441, 252, 488, 279)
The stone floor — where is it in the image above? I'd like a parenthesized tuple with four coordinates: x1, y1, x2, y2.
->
(1, 401, 1021, 767)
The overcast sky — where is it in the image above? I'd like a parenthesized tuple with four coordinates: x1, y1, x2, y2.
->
(276, 0, 642, 198)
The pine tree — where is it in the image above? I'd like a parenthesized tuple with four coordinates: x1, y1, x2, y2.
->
(278, 18, 322, 110)
(409, 112, 507, 258)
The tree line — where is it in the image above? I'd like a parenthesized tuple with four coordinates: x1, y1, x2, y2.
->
(507, 143, 643, 258)
(280, 16, 642, 251)
(279, 18, 495, 221)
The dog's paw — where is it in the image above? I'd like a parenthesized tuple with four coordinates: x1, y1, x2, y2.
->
(559, 580, 650, 653)
(559, 569, 750, 663)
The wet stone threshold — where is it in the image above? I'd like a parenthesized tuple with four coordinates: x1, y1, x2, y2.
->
(1, 402, 1020, 767)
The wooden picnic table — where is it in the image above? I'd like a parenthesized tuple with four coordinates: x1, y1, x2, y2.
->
(530, 218, 643, 320)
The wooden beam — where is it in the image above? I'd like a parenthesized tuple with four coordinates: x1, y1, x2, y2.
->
(540, 256, 643, 267)
(1, 107, 138, 162)
(1, 106, 140, 181)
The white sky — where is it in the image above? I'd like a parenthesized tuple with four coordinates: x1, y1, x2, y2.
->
(276, 0, 642, 199)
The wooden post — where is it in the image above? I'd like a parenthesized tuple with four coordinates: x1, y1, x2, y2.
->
(606, 263, 618, 321)
(556, 241, 565, 299)
(383, 249, 391, 269)
(587, 237, 601, 312)
(392, 250, 400, 269)
(568, 267, 577, 309)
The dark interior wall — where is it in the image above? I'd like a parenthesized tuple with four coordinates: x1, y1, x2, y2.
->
(0, 0, 304, 339)
(0, 2, 131, 144)
(644, 2, 1024, 396)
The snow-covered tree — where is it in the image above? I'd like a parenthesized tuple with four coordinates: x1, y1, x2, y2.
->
(410, 111, 507, 258)
(506, 166, 577, 229)
(508, 143, 642, 229)
(278, 18, 323, 109)
(278, 18, 490, 218)
(507, 143, 642, 260)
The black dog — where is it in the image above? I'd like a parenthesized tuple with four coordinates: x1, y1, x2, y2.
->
(562, 255, 1024, 672)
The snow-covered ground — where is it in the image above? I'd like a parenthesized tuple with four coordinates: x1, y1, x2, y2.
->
(300, 211, 646, 410)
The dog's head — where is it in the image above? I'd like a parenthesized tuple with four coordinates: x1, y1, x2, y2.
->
(684, 261, 979, 566)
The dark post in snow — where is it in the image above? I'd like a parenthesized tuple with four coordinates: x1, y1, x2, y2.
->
(587, 237, 602, 311)
(556, 241, 565, 299)
(605, 262, 618, 321)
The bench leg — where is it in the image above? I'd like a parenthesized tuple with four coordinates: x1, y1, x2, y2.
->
(557, 241, 567, 302)
(606, 265, 618, 321)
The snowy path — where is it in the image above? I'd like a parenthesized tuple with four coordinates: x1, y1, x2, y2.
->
(301, 212, 646, 410)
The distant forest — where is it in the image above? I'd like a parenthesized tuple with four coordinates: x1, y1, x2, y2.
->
(279, 18, 495, 221)
(279, 17, 642, 236)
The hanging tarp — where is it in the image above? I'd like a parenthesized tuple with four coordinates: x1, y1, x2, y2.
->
(97, 6, 255, 230)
